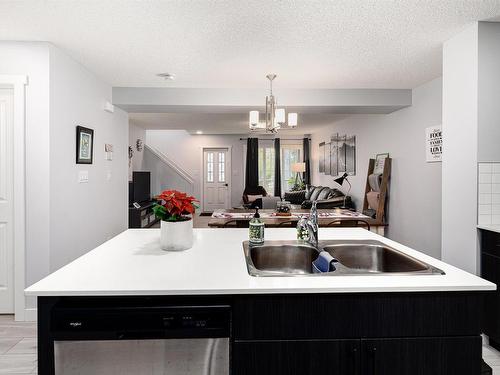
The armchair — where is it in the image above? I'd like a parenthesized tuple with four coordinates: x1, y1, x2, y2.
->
(242, 186, 268, 209)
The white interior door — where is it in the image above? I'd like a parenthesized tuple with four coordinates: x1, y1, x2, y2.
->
(203, 149, 230, 211)
(0, 89, 14, 313)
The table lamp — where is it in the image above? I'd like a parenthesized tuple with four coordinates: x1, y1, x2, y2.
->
(334, 173, 351, 209)
(291, 162, 306, 186)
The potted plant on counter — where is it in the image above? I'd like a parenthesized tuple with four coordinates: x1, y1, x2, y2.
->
(152, 190, 199, 251)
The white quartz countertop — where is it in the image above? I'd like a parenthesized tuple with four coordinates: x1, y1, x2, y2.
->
(478, 225, 500, 234)
(25, 228, 495, 296)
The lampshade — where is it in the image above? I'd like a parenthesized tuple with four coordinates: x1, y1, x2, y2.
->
(275, 108, 286, 125)
(288, 113, 298, 127)
(249, 111, 259, 128)
(334, 172, 349, 185)
(291, 162, 306, 173)
(273, 117, 281, 130)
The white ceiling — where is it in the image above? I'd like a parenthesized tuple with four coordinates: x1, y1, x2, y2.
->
(129, 112, 351, 134)
(2, 0, 500, 89)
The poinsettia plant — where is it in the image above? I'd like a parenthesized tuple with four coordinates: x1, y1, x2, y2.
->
(153, 190, 199, 222)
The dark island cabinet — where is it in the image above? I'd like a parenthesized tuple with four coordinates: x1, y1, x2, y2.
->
(232, 293, 483, 375)
(361, 336, 481, 375)
(232, 339, 360, 375)
(480, 229, 500, 350)
(232, 337, 480, 375)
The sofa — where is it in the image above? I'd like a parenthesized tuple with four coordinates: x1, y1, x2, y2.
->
(284, 185, 353, 209)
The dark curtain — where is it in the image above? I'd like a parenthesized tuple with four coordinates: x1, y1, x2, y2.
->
(303, 137, 311, 185)
(274, 138, 281, 197)
(245, 138, 259, 188)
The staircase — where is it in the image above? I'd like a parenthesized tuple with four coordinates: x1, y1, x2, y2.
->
(143, 145, 195, 196)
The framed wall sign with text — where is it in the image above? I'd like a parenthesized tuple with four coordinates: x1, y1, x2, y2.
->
(426, 125, 442, 162)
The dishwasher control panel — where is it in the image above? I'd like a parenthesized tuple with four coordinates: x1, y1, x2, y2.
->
(52, 304, 231, 340)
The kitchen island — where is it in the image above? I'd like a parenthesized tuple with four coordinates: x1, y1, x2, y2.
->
(26, 228, 495, 374)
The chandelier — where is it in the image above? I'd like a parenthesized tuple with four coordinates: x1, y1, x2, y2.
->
(249, 74, 298, 133)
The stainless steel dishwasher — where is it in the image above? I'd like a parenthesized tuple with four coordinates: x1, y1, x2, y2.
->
(52, 304, 230, 375)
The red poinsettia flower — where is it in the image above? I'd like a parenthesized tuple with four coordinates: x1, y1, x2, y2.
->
(153, 190, 199, 221)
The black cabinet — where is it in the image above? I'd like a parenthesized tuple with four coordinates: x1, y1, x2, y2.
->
(128, 201, 159, 228)
(232, 337, 480, 375)
(233, 293, 482, 340)
(361, 336, 481, 375)
(481, 232, 500, 348)
(482, 252, 500, 340)
(480, 229, 500, 349)
(232, 340, 360, 375)
(233, 293, 483, 375)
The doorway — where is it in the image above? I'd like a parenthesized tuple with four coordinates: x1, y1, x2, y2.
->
(202, 148, 231, 212)
(0, 88, 14, 313)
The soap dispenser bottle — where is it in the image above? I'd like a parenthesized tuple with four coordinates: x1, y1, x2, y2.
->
(249, 208, 264, 244)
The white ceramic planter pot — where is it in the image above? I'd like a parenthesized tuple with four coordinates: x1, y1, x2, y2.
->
(160, 218, 194, 251)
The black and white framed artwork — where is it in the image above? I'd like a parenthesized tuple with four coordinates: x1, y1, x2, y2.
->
(319, 133, 356, 176)
(319, 142, 325, 173)
(325, 143, 331, 175)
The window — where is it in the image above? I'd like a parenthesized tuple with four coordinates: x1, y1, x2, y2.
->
(251, 142, 303, 195)
(258, 145, 275, 193)
(281, 145, 302, 192)
(206, 152, 214, 182)
(218, 152, 225, 182)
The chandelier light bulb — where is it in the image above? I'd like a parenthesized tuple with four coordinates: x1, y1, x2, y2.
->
(275, 108, 286, 125)
(288, 113, 298, 127)
(249, 111, 259, 128)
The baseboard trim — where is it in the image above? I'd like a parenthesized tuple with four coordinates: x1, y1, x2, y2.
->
(22, 308, 37, 322)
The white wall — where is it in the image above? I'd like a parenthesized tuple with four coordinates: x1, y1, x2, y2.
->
(0, 42, 129, 313)
(145, 130, 246, 207)
(311, 77, 443, 259)
(128, 123, 146, 179)
(0, 42, 51, 311)
(478, 22, 500, 162)
(48, 45, 129, 272)
(441, 24, 479, 274)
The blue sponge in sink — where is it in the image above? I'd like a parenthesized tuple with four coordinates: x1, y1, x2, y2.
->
(312, 251, 337, 273)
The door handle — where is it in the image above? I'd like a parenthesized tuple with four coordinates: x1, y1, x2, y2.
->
(224, 183, 228, 187)
(352, 347, 359, 375)
(371, 347, 377, 375)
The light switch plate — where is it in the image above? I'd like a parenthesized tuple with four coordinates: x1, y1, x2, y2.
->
(78, 170, 89, 183)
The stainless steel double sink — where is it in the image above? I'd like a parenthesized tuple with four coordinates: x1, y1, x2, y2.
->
(242, 240, 445, 277)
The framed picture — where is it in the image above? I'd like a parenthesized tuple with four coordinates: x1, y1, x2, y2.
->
(330, 133, 339, 176)
(319, 142, 325, 173)
(76, 126, 94, 164)
(325, 143, 331, 175)
(374, 153, 389, 174)
(337, 134, 347, 174)
(345, 135, 356, 175)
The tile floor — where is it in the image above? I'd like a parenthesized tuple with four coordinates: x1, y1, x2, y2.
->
(0, 315, 37, 374)
(2, 313, 500, 374)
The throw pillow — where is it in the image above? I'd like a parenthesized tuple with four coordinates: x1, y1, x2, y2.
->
(247, 194, 263, 203)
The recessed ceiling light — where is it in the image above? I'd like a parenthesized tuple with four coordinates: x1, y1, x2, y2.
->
(157, 73, 175, 80)
(195, 130, 203, 135)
